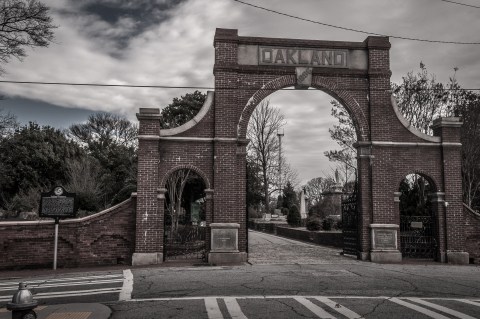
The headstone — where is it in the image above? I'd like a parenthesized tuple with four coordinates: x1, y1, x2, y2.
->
(299, 189, 308, 219)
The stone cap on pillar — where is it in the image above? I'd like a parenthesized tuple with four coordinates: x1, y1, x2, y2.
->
(210, 223, 240, 229)
(431, 117, 462, 129)
(136, 108, 162, 120)
(431, 117, 462, 142)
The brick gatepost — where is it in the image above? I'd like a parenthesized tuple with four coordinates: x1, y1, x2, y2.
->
(132, 29, 470, 265)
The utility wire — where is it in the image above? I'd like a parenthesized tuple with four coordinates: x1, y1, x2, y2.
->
(438, 0, 480, 9)
(1, 80, 480, 91)
(232, 0, 480, 45)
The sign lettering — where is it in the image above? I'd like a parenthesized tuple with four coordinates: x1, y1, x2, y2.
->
(259, 47, 348, 68)
(41, 197, 75, 216)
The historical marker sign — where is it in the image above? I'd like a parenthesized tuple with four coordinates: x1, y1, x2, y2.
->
(39, 186, 77, 219)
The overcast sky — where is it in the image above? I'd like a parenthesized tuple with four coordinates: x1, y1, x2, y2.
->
(1, 0, 479, 185)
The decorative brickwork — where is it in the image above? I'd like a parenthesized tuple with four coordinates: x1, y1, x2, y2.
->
(133, 28, 472, 265)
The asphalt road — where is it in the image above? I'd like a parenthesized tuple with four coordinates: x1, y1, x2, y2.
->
(1, 230, 480, 318)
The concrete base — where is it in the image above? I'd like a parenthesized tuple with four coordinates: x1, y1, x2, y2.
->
(358, 252, 369, 261)
(132, 252, 163, 266)
(370, 250, 402, 263)
(208, 252, 247, 265)
(447, 252, 469, 265)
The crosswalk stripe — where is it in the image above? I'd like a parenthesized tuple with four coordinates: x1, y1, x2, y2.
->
(0, 287, 122, 301)
(0, 279, 123, 292)
(0, 274, 123, 287)
(408, 298, 477, 319)
(294, 297, 336, 318)
(205, 297, 224, 319)
(389, 298, 450, 319)
(224, 297, 248, 319)
(315, 297, 364, 319)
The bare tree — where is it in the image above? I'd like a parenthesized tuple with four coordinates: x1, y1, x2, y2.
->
(324, 100, 357, 184)
(0, 0, 56, 73)
(165, 169, 192, 234)
(304, 176, 335, 206)
(0, 108, 18, 136)
(69, 112, 138, 148)
(247, 100, 286, 213)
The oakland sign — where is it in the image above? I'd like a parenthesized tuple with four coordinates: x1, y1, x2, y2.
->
(259, 46, 348, 68)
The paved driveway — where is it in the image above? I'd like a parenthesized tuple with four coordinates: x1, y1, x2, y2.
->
(248, 230, 353, 265)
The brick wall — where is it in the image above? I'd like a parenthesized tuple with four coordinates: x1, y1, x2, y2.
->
(0, 197, 136, 270)
(465, 204, 480, 263)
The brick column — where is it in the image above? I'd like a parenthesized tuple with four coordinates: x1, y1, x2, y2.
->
(356, 145, 374, 260)
(133, 108, 163, 266)
(205, 188, 214, 252)
(429, 192, 446, 262)
(432, 117, 468, 264)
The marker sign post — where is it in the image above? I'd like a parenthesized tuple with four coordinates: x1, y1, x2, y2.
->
(39, 186, 77, 270)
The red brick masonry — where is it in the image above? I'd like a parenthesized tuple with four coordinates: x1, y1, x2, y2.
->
(0, 196, 136, 270)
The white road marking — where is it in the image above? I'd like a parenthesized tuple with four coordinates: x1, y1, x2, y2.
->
(294, 297, 336, 318)
(119, 269, 133, 301)
(0, 274, 123, 286)
(458, 300, 480, 307)
(315, 297, 364, 319)
(0, 279, 123, 292)
(205, 297, 224, 319)
(389, 298, 450, 319)
(224, 297, 247, 319)
(408, 298, 477, 319)
(0, 287, 122, 301)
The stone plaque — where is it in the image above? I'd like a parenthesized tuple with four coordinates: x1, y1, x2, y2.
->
(211, 228, 238, 252)
(374, 229, 396, 250)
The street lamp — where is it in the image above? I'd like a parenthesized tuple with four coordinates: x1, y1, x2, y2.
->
(277, 130, 284, 198)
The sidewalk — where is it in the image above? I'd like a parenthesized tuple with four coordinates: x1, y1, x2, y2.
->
(0, 303, 110, 319)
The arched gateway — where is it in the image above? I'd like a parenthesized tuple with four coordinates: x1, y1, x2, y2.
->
(133, 29, 469, 266)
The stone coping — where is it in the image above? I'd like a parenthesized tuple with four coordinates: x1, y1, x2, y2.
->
(210, 223, 240, 228)
(369, 224, 399, 229)
(0, 194, 136, 226)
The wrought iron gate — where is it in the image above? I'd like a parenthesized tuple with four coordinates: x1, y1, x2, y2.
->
(164, 225, 207, 260)
(400, 215, 436, 259)
(342, 190, 358, 256)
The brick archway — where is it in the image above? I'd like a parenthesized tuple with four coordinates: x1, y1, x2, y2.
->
(133, 28, 469, 266)
(237, 75, 369, 141)
(160, 164, 212, 190)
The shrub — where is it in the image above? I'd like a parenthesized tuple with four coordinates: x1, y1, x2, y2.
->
(287, 204, 301, 227)
(322, 217, 334, 231)
(306, 217, 322, 231)
(281, 207, 289, 216)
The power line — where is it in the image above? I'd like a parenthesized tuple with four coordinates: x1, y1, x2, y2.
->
(232, 0, 480, 45)
(438, 0, 480, 9)
(1, 80, 480, 91)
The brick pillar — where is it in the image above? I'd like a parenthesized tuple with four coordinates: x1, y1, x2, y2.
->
(356, 145, 374, 260)
(432, 117, 468, 264)
(205, 188, 214, 252)
(133, 108, 163, 266)
(393, 191, 402, 252)
(429, 192, 446, 262)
